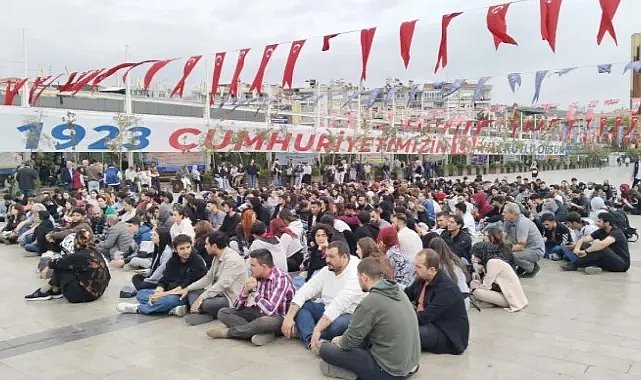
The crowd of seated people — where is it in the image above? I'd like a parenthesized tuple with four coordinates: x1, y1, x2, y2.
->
(4, 159, 636, 380)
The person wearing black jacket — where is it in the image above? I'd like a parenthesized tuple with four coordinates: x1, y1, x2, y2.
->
(440, 215, 473, 262)
(219, 199, 241, 238)
(484, 196, 506, 224)
(25, 229, 111, 302)
(29, 210, 54, 256)
(249, 197, 271, 226)
(405, 249, 469, 354)
(353, 211, 380, 242)
(116, 234, 207, 315)
(185, 194, 208, 223)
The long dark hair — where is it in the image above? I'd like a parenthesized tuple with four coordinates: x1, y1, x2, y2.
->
(428, 237, 469, 283)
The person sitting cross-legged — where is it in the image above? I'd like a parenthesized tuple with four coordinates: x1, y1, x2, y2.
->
(318, 257, 421, 380)
(281, 241, 365, 351)
(561, 212, 630, 274)
(405, 249, 469, 355)
(206, 248, 295, 346)
(116, 234, 207, 315)
(540, 213, 573, 261)
(177, 231, 248, 325)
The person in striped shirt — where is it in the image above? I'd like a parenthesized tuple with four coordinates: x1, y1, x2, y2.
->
(206, 248, 294, 346)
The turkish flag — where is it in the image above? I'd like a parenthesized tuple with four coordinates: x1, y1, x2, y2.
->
(487, 3, 518, 49)
(282, 40, 305, 89)
(540, 0, 563, 52)
(472, 120, 491, 146)
(3, 78, 28, 105)
(399, 20, 417, 69)
(144, 59, 174, 91)
(322, 34, 339, 51)
(91, 62, 138, 90)
(70, 69, 105, 95)
(360, 28, 376, 81)
(229, 49, 250, 97)
(210, 52, 226, 105)
(434, 12, 463, 73)
(597, 0, 621, 45)
(30, 74, 62, 106)
(122, 60, 157, 83)
(623, 116, 638, 139)
(171, 55, 202, 98)
(250, 44, 278, 93)
(598, 116, 608, 139)
(511, 119, 519, 138)
(58, 72, 78, 92)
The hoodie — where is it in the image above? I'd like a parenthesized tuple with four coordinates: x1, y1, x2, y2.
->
(339, 280, 420, 377)
(250, 236, 288, 273)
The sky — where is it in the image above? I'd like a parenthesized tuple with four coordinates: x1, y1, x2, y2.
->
(1, 0, 640, 109)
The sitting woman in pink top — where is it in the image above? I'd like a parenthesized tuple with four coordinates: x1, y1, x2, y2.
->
(469, 227, 528, 312)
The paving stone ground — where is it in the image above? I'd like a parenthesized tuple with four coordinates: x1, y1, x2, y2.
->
(0, 165, 640, 380)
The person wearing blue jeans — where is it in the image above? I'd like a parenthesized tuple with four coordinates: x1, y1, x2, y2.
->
(294, 301, 352, 347)
(280, 241, 366, 351)
(116, 234, 207, 316)
(134, 288, 187, 314)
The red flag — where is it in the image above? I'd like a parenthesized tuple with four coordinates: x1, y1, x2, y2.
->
(585, 108, 595, 126)
(91, 62, 139, 90)
(3, 78, 28, 105)
(58, 72, 78, 92)
(210, 52, 226, 105)
(598, 116, 608, 138)
(472, 120, 491, 145)
(122, 60, 157, 83)
(399, 20, 417, 69)
(360, 28, 376, 81)
(487, 3, 518, 49)
(434, 13, 463, 73)
(29, 76, 51, 104)
(511, 119, 519, 138)
(229, 49, 250, 98)
(540, 0, 562, 52)
(30, 74, 62, 106)
(322, 34, 339, 51)
(250, 44, 278, 93)
(597, 0, 621, 45)
(282, 40, 305, 89)
(171, 55, 202, 98)
(624, 116, 638, 139)
(144, 59, 174, 91)
(70, 69, 104, 95)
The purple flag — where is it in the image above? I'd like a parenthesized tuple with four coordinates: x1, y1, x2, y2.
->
(597, 64, 612, 74)
(341, 90, 361, 108)
(384, 85, 399, 103)
(366, 88, 382, 109)
(312, 94, 325, 108)
(407, 84, 418, 107)
(507, 73, 521, 93)
(473, 77, 490, 101)
(532, 70, 548, 104)
(442, 79, 465, 98)
(623, 61, 641, 74)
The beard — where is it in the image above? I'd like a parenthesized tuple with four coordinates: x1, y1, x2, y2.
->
(327, 265, 336, 272)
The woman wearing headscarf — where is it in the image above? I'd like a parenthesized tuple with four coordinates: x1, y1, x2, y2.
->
(269, 218, 303, 271)
(469, 227, 527, 312)
(376, 227, 415, 289)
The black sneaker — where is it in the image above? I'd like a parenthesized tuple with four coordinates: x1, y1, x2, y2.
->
(520, 263, 540, 278)
(24, 288, 53, 301)
(50, 289, 64, 299)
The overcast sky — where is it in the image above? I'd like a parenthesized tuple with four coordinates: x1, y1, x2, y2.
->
(1, 0, 639, 109)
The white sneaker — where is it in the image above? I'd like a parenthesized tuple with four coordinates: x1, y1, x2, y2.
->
(116, 302, 139, 314)
(169, 305, 188, 317)
(250, 333, 275, 346)
(584, 266, 602, 275)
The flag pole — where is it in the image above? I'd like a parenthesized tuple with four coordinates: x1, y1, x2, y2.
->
(21, 28, 29, 107)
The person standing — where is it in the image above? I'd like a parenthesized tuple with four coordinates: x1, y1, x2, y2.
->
(16, 163, 38, 196)
(318, 257, 420, 380)
(191, 165, 201, 192)
(271, 159, 282, 187)
(246, 159, 258, 189)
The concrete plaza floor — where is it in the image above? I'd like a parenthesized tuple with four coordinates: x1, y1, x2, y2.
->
(0, 165, 640, 380)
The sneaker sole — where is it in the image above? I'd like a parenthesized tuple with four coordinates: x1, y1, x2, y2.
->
(319, 361, 357, 380)
(25, 295, 52, 301)
(251, 333, 275, 346)
(170, 306, 188, 317)
(51, 294, 64, 299)
(584, 267, 602, 275)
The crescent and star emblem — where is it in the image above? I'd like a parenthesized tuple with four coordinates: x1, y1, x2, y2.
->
(491, 5, 504, 14)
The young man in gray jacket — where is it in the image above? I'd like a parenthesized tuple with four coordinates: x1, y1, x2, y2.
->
(177, 231, 247, 325)
(318, 257, 420, 380)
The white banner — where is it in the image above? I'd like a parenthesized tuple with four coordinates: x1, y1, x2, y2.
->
(0, 106, 567, 155)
